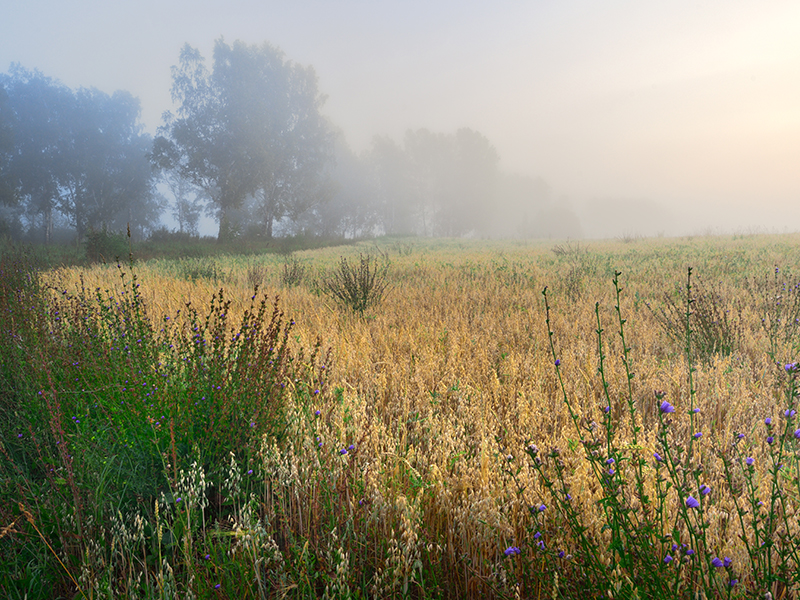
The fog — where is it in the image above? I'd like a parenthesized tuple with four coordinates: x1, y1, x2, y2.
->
(3, 0, 799, 239)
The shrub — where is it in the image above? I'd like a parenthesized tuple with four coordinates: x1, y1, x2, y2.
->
(85, 227, 129, 263)
(322, 253, 390, 314)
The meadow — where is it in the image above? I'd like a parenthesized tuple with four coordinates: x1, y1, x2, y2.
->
(3, 233, 800, 599)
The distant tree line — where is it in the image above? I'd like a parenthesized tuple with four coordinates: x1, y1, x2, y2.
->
(0, 38, 581, 245)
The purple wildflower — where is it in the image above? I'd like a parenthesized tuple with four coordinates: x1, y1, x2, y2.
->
(767, 436, 775, 444)
(504, 546, 521, 556)
(204, 554, 211, 560)
(746, 457, 755, 466)
(723, 556, 732, 568)
(664, 554, 673, 564)
(686, 496, 700, 508)
(558, 550, 565, 558)
(765, 417, 772, 425)
(315, 410, 321, 416)
(730, 579, 738, 587)
(538, 504, 546, 512)
(554, 359, 561, 366)
(699, 484, 711, 496)
(606, 457, 615, 465)
(694, 432, 703, 439)
(685, 549, 695, 556)
(247, 469, 253, 475)
(339, 448, 348, 455)
(794, 429, 800, 440)
(215, 583, 221, 589)
(691, 408, 700, 413)
(786, 409, 796, 418)
(711, 557, 724, 568)
(660, 400, 675, 413)
(653, 452, 663, 462)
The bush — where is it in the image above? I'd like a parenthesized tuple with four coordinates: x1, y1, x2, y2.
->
(85, 227, 130, 263)
(322, 253, 390, 314)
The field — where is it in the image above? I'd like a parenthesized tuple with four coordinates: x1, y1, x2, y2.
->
(4, 233, 800, 599)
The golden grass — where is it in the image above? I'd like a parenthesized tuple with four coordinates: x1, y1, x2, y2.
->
(44, 233, 800, 595)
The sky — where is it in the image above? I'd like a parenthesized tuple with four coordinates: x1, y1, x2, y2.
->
(2, 0, 800, 237)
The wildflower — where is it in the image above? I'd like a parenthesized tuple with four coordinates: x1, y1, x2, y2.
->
(660, 400, 675, 413)
(17, 433, 22, 438)
(794, 429, 800, 440)
(785, 409, 796, 418)
(691, 408, 700, 413)
(785, 363, 797, 373)
(767, 436, 775, 444)
(250, 422, 255, 428)
(536, 539, 545, 550)
(348, 444, 356, 451)
(339, 448, 348, 455)
(746, 457, 755, 466)
(603, 405, 610, 414)
(685, 548, 695, 556)
(558, 550, 565, 558)
(538, 504, 546, 512)
(247, 469, 253, 475)
(654, 390, 666, 400)
(653, 451, 663, 462)
(176, 497, 182, 503)
(664, 554, 673, 564)
(608, 468, 616, 476)
(723, 556, 732, 567)
(711, 557, 724, 568)
(533, 531, 541, 539)
(686, 496, 700, 509)
(204, 554, 211, 560)
(504, 546, 521, 556)
(693, 432, 703, 439)
(554, 359, 561, 366)
(315, 410, 321, 416)
(606, 457, 615, 465)
(736, 432, 745, 440)
(765, 417, 772, 425)
(699, 484, 711, 496)
(215, 583, 221, 589)
(729, 579, 738, 587)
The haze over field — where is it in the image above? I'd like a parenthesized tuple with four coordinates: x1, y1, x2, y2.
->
(2, 0, 799, 238)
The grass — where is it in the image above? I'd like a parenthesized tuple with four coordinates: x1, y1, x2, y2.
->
(3, 233, 800, 598)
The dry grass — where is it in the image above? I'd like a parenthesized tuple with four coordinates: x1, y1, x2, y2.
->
(30, 233, 800, 597)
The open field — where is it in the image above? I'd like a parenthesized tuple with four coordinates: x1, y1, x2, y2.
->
(4, 234, 800, 598)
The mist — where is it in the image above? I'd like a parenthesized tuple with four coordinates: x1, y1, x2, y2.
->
(2, 0, 799, 240)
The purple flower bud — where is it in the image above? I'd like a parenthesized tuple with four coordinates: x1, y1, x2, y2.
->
(653, 452, 663, 462)
(339, 448, 348, 455)
(767, 435, 775, 444)
(723, 556, 732, 568)
(504, 546, 521, 556)
(664, 554, 673, 564)
(247, 469, 253, 475)
(606, 457, 615, 465)
(538, 504, 546, 512)
(691, 408, 700, 413)
(736, 432, 744, 440)
(746, 457, 754, 466)
(699, 484, 711, 496)
(693, 432, 703, 439)
(794, 429, 800, 440)
(204, 554, 211, 560)
(786, 409, 797, 418)
(554, 359, 561, 366)
(686, 496, 700, 508)
(711, 557, 724, 568)
(660, 401, 675, 414)
(315, 410, 321, 416)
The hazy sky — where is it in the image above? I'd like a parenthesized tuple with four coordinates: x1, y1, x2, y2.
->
(3, 0, 800, 235)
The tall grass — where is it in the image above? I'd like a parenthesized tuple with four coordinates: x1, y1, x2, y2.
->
(4, 234, 800, 598)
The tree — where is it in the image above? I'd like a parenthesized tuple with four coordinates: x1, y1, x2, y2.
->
(1, 66, 159, 242)
(154, 39, 334, 242)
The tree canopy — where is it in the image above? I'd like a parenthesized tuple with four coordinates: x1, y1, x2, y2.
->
(0, 65, 159, 243)
(153, 39, 334, 242)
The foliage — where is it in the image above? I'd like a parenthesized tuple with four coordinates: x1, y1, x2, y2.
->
(0, 65, 160, 243)
(322, 253, 391, 314)
(153, 39, 334, 242)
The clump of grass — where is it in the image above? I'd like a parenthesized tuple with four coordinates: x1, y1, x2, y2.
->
(322, 253, 391, 314)
(281, 255, 306, 287)
(747, 265, 800, 362)
(177, 256, 224, 283)
(647, 267, 742, 362)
